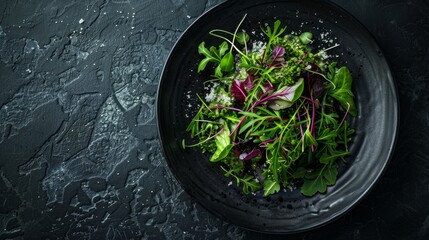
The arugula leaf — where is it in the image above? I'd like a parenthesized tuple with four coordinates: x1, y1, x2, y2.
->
(197, 41, 231, 76)
(329, 66, 357, 116)
(261, 19, 286, 59)
(210, 125, 233, 162)
(323, 164, 338, 185)
(301, 163, 338, 196)
(292, 167, 307, 179)
(241, 175, 262, 194)
(198, 58, 213, 73)
(304, 128, 318, 147)
(215, 65, 223, 78)
(263, 179, 280, 196)
(218, 41, 229, 56)
(319, 150, 349, 164)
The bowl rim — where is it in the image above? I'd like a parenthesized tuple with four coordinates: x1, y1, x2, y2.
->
(156, 0, 400, 234)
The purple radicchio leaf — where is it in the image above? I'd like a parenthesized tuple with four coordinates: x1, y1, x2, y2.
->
(243, 74, 254, 91)
(264, 78, 304, 110)
(238, 147, 262, 161)
(257, 80, 275, 100)
(230, 79, 247, 102)
(263, 80, 275, 93)
(268, 46, 286, 68)
(312, 80, 325, 99)
(272, 46, 285, 59)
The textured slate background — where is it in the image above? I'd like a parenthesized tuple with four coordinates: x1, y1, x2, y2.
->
(0, 0, 428, 239)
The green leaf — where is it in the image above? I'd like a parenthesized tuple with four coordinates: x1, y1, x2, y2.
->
(319, 151, 349, 164)
(301, 172, 326, 196)
(210, 126, 232, 162)
(292, 167, 307, 179)
(316, 128, 338, 141)
(181, 139, 186, 149)
(198, 42, 213, 58)
(291, 78, 305, 102)
(263, 179, 280, 196)
(197, 57, 213, 72)
(333, 67, 352, 89)
(304, 129, 318, 147)
(238, 118, 259, 135)
(241, 176, 262, 194)
(218, 41, 229, 57)
(214, 65, 223, 78)
(261, 19, 286, 54)
(238, 111, 261, 119)
(328, 62, 337, 75)
(220, 52, 235, 72)
(329, 66, 357, 116)
(323, 112, 340, 128)
(236, 31, 250, 45)
(301, 163, 338, 196)
(198, 41, 231, 76)
(323, 164, 338, 185)
(299, 32, 313, 44)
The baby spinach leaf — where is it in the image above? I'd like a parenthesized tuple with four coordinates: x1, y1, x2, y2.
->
(329, 66, 357, 116)
(220, 52, 235, 72)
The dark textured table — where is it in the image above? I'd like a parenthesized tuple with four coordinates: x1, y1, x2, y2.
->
(0, 0, 428, 239)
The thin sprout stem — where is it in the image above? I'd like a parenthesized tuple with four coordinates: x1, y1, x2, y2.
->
(209, 31, 249, 59)
(209, 14, 249, 60)
(209, 28, 248, 55)
(338, 103, 350, 128)
(302, 68, 336, 89)
(184, 127, 224, 148)
(231, 13, 247, 54)
(316, 44, 340, 56)
(195, 119, 222, 124)
(210, 105, 243, 112)
(244, 33, 248, 55)
(203, 76, 234, 85)
(196, 93, 212, 112)
(229, 116, 246, 137)
(301, 96, 322, 107)
(296, 111, 304, 143)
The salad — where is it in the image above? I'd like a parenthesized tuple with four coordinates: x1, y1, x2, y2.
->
(182, 15, 356, 197)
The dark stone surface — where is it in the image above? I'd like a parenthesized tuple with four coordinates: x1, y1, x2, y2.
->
(0, 0, 428, 239)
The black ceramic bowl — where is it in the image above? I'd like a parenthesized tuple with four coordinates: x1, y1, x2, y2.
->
(157, 0, 398, 233)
